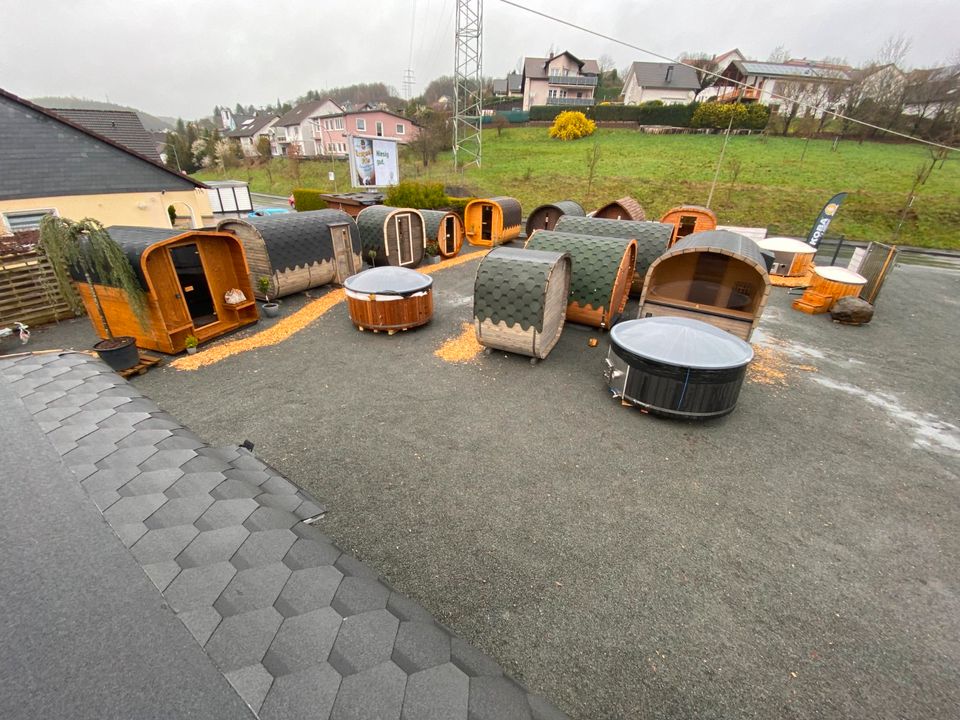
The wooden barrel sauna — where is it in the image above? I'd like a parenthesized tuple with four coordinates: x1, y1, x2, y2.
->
(525, 230, 637, 329)
(473, 247, 572, 361)
(792, 266, 868, 315)
(217, 209, 362, 299)
(756, 237, 816, 277)
(73, 227, 258, 354)
(464, 196, 522, 247)
(638, 230, 770, 341)
(660, 205, 718, 247)
(592, 196, 646, 221)
(605, 316, 754, 419)
(343, 266, 433, 333)
(524, 200, 585, 237)
(356, 206, 427, 267)
(554, 215, 673, 296)
(420, 209, 465, 258)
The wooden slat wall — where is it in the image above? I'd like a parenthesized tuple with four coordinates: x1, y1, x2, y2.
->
(0, 251, 79, 326)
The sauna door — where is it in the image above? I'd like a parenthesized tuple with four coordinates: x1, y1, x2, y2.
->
(169, 244, 217, 327)
(442, 216, 456, 254)
(481, 205, 493, 241)
(394, 214, 414, 265)
(330, 224, 357, 283)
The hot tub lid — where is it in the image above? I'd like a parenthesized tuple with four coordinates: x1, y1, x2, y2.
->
(757, 237, 817, 254)
(343, 266, 433, 296)
(610, 317, 754, 369)
(813, 265, 867, 284)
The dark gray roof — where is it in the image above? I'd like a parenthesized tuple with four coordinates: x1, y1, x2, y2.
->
(276, 99, 342, 128)
(217, 210, 361, 274)
(524, 52, 600, 80)
(626, 62, 701, 91)
(732, 60, 851, 82)
(0, 88, 205, 201)
(418, 209, 458, 241)
(483, 197, 522, 230)
(72, 226, 186, 288)
(226, 114, 278, 138)
(492, 79, 508, 95)
(357, 206, 426, 255)
(0, 351, 569, 720)
(507, 72, 522, 93)
(474, 247, 570, 333)
(52, 108, 162, 162)
(553, 216, 672, 278)
(526, 201, 585, 237)
(669, 229, 768, 270)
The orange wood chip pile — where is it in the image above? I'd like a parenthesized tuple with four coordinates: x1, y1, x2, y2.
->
(748, 337, 819, 386)
(434, 322, 483, 364)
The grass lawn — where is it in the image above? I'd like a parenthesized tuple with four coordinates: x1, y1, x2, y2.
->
(196, 128, 960, 249)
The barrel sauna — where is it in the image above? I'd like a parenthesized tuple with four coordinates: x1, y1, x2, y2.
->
(592, 196, 646, 221)
(524, 200, 585, 237)
(473, 247, 571, 362)
(464, 197, 522, 247)
(525, 230, 637, 329)
(554, 215, 673, 296)
(756, 237, 817, 277)
(356, 206, 427, 267)
(792, 266, 868, 315)
(217, 209, 362, 299)
(343, 266, 433, 333)
(638, 230, 770, 341)
(420, 209, 465, 258)
(73, 227, 258, 354)
(605, 316, 754, 419)
(660, 205, 718, 247)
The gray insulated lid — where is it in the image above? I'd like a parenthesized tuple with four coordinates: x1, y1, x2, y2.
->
(610, 317, 754, 369)
(343, 266, 432, 295)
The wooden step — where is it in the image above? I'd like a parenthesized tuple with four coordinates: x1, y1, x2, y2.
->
(118, 353, 163, 379)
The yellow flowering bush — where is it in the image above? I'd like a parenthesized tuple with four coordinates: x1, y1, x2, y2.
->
(548, 111, 596, 141)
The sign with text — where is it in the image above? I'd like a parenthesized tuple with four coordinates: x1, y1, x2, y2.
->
(349, 137, 399, 188)
(805, 192, 847, 248)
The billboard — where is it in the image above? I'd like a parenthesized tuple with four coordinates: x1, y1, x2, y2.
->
(349, 136, 399, 188)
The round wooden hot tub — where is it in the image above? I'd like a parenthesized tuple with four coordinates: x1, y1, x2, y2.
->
(756, 237, 817, 277)
(605, 317, 754, 419)
(793, 265, 867, 314)
(343, 267, 433, 334)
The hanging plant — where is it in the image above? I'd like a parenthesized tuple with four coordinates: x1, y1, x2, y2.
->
(38, 216, 149, 338)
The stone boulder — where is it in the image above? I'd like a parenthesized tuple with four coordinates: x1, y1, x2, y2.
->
(830, 296, 874, 325)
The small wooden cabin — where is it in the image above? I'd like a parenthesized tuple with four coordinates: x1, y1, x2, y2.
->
(464, 196, 522, 247)
(638, 229, 770, 341)
(592, 196, 646, 221)
(660, 205, 718, 247)
(473, 247, 571, 361)
(74, 226, 258, 354)
(356, 206, 427, 267)
(525, 230, 637, 329)
(217, 209, 362, 299)
(524, 200, 585, 237)
(553, 216, 673, 296)
(420, 209, 465, 258)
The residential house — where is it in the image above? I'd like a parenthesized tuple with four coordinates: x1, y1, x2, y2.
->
(621, 62, 701, 105)
(226, 113, 279, 157)
(52, 108, 163, 162)
(0, 88, 211, 233)
(313, 109, 419, 157)
(492, 72, 523, 98)
(711, 59, 851, 115)
(521, 51, 600, 111)
(271, 99, 342, 156)
(903, 65, 960, 119)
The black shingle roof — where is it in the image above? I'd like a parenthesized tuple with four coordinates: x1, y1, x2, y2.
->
(52, 108, 162, 162)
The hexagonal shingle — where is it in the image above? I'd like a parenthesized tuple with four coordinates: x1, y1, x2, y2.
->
(401, 663, 469, 720)
(283, 538, 341, 571)
(211, 479, 263, 500)
(205, 606, 283, 673)
(328, 609, 399, 676)
(118, 468, 183, 497)
(261, 607, 342, 677)
(391, 622, 451, 674)
(450, 638, 503, 678)
(243, 506, 299, 533)
(165, 471, 228, 499)
(195, 498, 259, 532)
(274, 565, 343, 618)
(179, 606, 223, 647)
(468, 676, 532, 720)
(165, 561, 236, 613)
(81, 465, 141, 494)
(213, 562, 291, 617)
(331, 660, 407, 720)
(231, 528, 298, 571)
(96, 445, 158, 469)
(331, 577, 390, 617)
(258, 663, 341, 720)
(130, 525, 199, 565)
(387, 592, 437, 625)
(144, 495, 214, 529)
(138, 448, 197, 472)
(103, 493, 168, 527)
(224, 664, 274, 715)
(177, 526, 250, 569)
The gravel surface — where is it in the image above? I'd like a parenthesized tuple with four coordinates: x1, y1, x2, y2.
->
(25, 253, 960, 720)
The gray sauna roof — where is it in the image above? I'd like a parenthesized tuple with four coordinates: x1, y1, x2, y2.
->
(356, 206, 422, 253)
(478, 196, 523, 230)
(419, 209, 457, 240)
(474, 247, 569, 333)
(0, 352, 567, 720)
(218, 210, 360, 273)
(553, 216, 672, 275)
(530, 200, 585, 218)
(669, 229, 768, 271)
(526, 231, 634, 312)
(610, 316, 754, 369)
(87, 225, 189, 288)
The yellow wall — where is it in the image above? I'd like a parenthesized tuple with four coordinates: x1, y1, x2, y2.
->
(0, 188, 213, 232)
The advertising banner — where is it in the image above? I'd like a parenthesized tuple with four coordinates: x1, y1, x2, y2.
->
(805, 192, 847, 248)
(349, 136, 399, 188)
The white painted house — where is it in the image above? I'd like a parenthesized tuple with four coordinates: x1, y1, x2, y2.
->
(621, 62, 701, 105)
(271, 99, 343, 156)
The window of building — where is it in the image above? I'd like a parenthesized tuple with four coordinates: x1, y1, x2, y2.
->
(2, 209, 56, 233)
(396, 123, 405, 135)
(548, 89, 558, 98)
(376, 121, 384, 137)
(357, 118, 366, 131)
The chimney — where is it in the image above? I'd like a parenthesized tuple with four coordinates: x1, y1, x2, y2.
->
(665, 65, 674, 84)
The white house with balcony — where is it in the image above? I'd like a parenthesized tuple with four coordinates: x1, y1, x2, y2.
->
(271, 99, 343, 156)
(521, 51, 600, 111)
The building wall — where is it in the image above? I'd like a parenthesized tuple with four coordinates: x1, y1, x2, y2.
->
(0, 188, 213, 234)
(314, 112, 419, 156)
(523, 79, 552, 111)
(628, 87, 697, 105)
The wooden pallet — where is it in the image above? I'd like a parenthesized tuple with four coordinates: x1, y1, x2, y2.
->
(118, 353, 162, 379)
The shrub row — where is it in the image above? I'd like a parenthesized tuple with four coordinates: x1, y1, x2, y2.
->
(529, 102, 769, 129)
(691, 103, 770, 130)
(292, 188, 327, 211)
(384, 181, 448, 209)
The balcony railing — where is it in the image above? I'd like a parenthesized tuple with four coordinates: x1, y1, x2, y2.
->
(715, 86, 763, 103)
(548, 74, 598, 87)
(545, 97, 595, 107)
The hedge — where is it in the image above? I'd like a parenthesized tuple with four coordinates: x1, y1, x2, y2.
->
(691, 103, 770, 130)
(292, 188, 327, 211)
(385, 181, 448, 209)
(529, 102, 769, 129)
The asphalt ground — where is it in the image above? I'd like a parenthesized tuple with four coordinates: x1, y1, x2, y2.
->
(21, 251, 960, 720)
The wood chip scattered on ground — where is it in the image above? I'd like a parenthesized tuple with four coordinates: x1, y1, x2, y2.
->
(769, 271, 813, 288)
(434, 321, 482, 364)
(749, 335, 819, 386)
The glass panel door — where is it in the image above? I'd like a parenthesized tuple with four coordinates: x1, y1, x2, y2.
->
(169, 244, 217, 327)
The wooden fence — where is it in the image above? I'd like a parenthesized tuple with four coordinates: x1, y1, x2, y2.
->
(0, 249, 80, 327)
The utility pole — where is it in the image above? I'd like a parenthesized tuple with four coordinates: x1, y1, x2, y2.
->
(454, 0, 483, 169)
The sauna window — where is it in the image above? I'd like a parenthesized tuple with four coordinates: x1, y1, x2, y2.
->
(677, 215, 698, 239)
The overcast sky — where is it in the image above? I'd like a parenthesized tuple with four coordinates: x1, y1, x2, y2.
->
(2, 0, 957, 119)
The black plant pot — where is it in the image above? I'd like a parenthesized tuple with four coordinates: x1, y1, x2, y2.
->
(94, 336, 140, 371)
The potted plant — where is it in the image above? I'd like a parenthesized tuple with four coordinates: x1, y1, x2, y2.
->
(184, 334, 199, 355)
(367, 249, 377, 269)
(257, 276, 280, 318)
(39, 216, 146, 371)
(424, 241, 441, 264)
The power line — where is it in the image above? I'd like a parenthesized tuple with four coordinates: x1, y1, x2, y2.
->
(498, 0, 959, 153)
